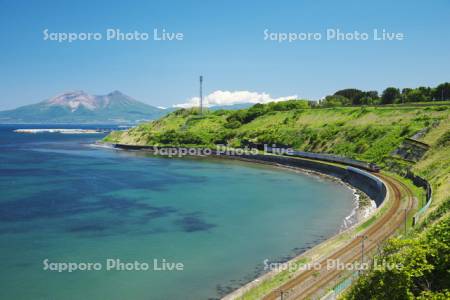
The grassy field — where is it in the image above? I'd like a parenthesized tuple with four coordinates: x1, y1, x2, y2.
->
(105, 103, 448, 165)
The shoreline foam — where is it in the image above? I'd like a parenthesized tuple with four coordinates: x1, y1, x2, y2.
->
(14, 129, 104, 134)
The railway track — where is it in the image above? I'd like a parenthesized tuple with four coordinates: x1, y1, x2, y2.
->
(262, 173, 415, 300)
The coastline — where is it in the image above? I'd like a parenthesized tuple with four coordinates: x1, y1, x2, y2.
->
(340, 186, 377, 232)
(212, 158, 380, 300)
(102, 142, 374, 230)
(221, 176, 387, 300)
(101, 143, 384, 299)
(229, 160, 377, 231)
(187, 153, 379, 231)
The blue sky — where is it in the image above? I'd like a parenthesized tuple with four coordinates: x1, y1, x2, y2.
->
(0, 0, 449, 109)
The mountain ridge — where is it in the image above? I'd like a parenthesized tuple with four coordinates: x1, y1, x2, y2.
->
(0, 90, 170, 124)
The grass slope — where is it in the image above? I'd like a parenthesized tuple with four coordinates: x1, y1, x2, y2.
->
(105, 103, 448, 164)
(105, 102, 450, 299)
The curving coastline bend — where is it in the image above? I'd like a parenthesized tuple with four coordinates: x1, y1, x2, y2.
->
(111, 143, 404, 299)
(218, 155, 390, 299)
(221, 158, 414, 300)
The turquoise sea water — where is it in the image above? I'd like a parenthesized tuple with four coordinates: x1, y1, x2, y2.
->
(0, 125, 354, 300)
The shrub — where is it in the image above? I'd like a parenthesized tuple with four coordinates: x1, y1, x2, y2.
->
(224, 120, 242, 129)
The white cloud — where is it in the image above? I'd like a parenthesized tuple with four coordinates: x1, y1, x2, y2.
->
(173, 90, 298, 108)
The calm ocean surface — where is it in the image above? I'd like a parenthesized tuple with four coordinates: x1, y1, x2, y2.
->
(0, 124, 354, 300)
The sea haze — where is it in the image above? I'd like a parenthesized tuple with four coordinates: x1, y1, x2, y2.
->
(0, 124, 354, 300)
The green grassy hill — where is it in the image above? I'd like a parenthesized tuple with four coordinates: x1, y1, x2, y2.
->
(105, 101, 450, 299)
(105, 102, 448, 164)
(343, 114, 450, 299)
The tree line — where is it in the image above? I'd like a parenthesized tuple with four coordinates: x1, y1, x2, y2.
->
(320, 82, 450, 107)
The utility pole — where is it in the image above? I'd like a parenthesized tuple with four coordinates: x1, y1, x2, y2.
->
(360, 235, 367, 274)
(199, 75, 203, 114)
(404, 208, 408, 235)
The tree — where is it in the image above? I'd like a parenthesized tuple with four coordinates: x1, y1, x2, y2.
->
(401, 88, 412, 94)
(432, 82, 450, 101)
(360, 91, 380, 105)
(226, 110, 247, 124)
(381, 87, 401, 104)
(334, 89, 365, 105)
(402, 89, 427, 103)
(183, 132, 205, 145)
(417, 86, 432, 100)
(268, 99, 310, 111)
(243, 104, 267, 123)
(364, 90, 379, 99)
(224, 120, 241, 129)
(345, 215, 450, 299)
(157, 130, 180, 144)
(321, 95, 351, 107)
(401, 87, 433, 103)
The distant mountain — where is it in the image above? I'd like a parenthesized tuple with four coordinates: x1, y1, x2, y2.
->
(0, 91, 172, 124)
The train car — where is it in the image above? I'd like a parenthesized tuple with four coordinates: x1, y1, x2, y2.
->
(266, 146, 380, 172)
